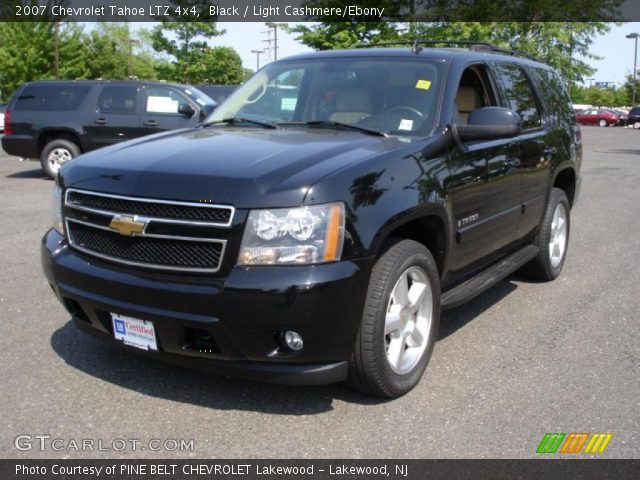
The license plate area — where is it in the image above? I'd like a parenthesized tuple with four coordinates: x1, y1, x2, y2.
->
(111, 313, 158, 351)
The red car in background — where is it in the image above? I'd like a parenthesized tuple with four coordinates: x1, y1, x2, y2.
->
(575, 108, 620, 127)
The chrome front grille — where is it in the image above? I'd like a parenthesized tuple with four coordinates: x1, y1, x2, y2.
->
(64, 189, 233, 273)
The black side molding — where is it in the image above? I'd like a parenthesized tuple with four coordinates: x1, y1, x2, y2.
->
(441, 245, 539, 310)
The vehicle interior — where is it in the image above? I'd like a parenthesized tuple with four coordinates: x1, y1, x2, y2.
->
(215, 59, 443, 135)
(454, 65, 497, 124)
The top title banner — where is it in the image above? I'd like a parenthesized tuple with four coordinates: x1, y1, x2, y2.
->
(0, 0, 637, 22)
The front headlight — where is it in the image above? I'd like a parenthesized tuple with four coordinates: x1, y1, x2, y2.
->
(52, 184, 64, 234)
(238, 203, 345, 265)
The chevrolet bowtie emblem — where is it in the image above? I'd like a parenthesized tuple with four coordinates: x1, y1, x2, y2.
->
(109, 215, 146, 236)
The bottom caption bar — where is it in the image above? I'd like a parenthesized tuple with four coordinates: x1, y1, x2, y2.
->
(2, 459, 639, 480)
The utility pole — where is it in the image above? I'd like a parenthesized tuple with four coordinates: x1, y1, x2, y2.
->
(54, 22, 60, 80)
(626, 33, 639, 105)
(128, 38, 139, 79)
(251, 50, 264, 71)
(263, 23, 287, 62)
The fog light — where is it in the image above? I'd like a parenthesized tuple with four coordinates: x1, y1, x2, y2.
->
(282, 330, 303, 351)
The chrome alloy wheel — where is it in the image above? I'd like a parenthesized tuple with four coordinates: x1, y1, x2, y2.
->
(47, 148, 72, 173)
(384, 266, 433, 374)
(549, 203, 568, 268)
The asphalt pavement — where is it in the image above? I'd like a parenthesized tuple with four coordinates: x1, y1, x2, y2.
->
(0, 127, 638, 459)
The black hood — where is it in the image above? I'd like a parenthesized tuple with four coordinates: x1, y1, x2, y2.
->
(60, 126, 407, 208)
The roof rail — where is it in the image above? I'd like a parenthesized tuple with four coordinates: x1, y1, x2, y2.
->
(356, 40, 537, 61)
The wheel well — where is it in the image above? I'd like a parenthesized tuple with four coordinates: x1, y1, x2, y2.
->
(38, 131, 81, 156)
(554, 168, 576, 207)
(384, 216, 446, 276)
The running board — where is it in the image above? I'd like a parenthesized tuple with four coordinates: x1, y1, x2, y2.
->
(441, 245, 539, 310)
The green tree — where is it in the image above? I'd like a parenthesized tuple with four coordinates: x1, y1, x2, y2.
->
(151, 0, 225, 83)
(242, 68, 254, 82)
(58, 23, 90, 80)
(612, 87, 629, 107)
(86, 24, 161, 80)
(0, 19, 88, 100)
(415, 22, 611, 88)
(183, 47, 245, 84)
(583, 86, 615, 106)
(621, 74, 640, 106)
(0, 21, 54, 99)
(290, 21, 612, 87)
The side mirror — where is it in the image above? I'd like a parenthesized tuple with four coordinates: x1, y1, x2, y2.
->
(199, 103, 216, 119)
(454, 107, 523, 142)
(178, 103, 196, 117)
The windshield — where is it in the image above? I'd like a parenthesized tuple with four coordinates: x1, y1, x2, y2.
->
(183, 86, 216, 107)
(205, 57, 443, 136)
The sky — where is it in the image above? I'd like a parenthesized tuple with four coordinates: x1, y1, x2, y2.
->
(128, 22, 640, 87)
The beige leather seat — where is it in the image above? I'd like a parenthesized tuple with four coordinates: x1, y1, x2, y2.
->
(456, 87, 482, 124)
(329, 89, 372, 124)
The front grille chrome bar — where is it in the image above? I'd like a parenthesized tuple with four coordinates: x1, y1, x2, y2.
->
(65, 188, 235, 227)
(63, 189, 232, 273)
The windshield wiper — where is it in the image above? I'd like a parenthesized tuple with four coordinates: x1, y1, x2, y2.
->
(204, 117, 278, 129)
(295, 120, 387, 137)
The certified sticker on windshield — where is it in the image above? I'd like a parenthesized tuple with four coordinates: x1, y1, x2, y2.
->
(399, 119, 413, 131)
(415, 79, 432, 90)
(281, 97, 297, 111)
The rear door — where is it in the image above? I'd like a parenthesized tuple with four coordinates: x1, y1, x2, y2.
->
(85, 85, 142, 150)
(139, 85, 200, 135)
(492, 62, 549, 241)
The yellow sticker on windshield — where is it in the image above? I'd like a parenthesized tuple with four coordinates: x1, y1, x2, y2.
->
(415, 79, 432, 90)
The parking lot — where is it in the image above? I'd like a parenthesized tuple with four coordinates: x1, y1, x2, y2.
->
(0, 127, 638, 459)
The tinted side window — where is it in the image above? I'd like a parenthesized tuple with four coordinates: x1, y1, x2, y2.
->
(145, 86, 188, 114)
(495, 64, 541, 130)
(98, 86, 138, 114)
(13, 84, 90, 111)
(532, 68, 576, 126)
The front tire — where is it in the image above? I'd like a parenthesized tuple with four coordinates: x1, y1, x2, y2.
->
(347, 239, 440, 398)
(40, 139, 80, 179)
(523, 188, 570, 281)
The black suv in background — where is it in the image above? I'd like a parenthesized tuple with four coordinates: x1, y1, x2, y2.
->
(196, 84, 239, 105)
(42, 43, 581, 397)
(627, 106, 640, 128)
(2, 80, 216, 178)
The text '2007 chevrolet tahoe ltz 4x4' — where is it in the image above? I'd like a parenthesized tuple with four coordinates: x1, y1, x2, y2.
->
(42, 42, 581, 398)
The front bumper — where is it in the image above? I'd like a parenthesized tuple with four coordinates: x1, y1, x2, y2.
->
(42, 229, 373, 385)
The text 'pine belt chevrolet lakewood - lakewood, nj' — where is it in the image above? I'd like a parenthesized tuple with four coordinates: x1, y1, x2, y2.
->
(42, 42, 581, 398)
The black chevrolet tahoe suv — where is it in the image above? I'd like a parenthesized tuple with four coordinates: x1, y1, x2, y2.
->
(2, 80, 216, 178)
(41, 43, 582, 398)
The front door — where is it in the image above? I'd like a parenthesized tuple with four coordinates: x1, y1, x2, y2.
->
(139, 85, 199, 135)
(447, 64, 522, 272)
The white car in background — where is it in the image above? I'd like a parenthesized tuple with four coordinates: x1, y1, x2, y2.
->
(0, 104, 6, 132)
(0, 103, 7, 132)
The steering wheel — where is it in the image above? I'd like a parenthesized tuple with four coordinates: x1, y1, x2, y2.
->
(387, 105, 424, 119)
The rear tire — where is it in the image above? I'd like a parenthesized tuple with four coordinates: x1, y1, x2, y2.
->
(598, 119, 607, 127)
(347, 239, 440, 398)
(522, 188, 570, 281)
(40, 138, 80, 179)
